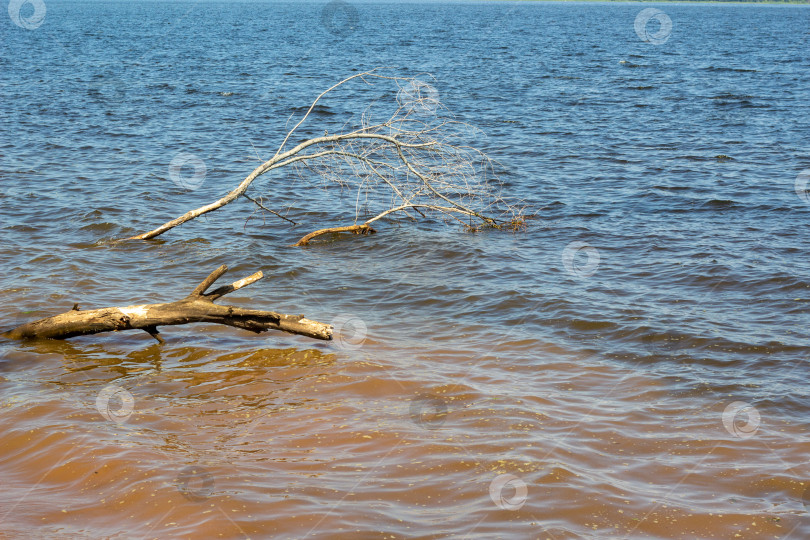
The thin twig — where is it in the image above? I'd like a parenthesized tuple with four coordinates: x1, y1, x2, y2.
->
(241, 194, 297, 225)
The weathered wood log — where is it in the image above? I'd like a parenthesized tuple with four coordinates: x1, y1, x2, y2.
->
(2, 265, 332, 342)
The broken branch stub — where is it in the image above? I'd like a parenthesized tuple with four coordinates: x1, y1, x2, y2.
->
(2, 265, 333, 342)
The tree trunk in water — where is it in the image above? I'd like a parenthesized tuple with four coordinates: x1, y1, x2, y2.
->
(2, 265, 332, 342)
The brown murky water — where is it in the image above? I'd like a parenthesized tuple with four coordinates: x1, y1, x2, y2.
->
(3, 1, 810, 538)
(1, 321, 808, 538)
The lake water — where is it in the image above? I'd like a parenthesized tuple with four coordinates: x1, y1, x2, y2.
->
(1, 1, 810, 538)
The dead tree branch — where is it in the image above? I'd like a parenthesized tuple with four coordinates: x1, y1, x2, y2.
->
(127, 68, 524, 244)
(2, 265, 332, 342)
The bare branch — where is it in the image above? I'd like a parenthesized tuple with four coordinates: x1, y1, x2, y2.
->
(126, 70, 523, 243)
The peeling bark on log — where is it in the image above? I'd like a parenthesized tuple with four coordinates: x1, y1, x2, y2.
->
(2, 265, 332, 343)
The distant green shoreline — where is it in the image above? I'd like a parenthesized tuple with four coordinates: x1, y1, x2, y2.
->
(495, 0, 810, 4)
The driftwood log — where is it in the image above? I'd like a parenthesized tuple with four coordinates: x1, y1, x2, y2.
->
(2, 265, 332, 343)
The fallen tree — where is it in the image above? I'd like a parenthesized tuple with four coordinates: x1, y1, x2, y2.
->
(2, 265, 332, 342)
(126, 68, 524, 245)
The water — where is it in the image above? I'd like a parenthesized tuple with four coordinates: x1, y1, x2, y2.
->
(1, 1, 810, 538)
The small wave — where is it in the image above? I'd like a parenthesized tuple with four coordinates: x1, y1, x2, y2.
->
(713, 100, 769, 109)
(78, 222, 120, 233)
(711, 93, 755, 100)
(703, 66, 758, 73)
(289, 104, 336, 116)
(677, 155, 734, 163)
(619, 61, 648, 68)
(149, 82, 174, 90)
(570, 212, 604, 219)
(701, 199, 736, 209)
(596, 156, 636, 164)
(566, 318, 620, 332)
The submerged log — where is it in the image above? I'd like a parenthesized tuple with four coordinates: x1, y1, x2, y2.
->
(294, 224, 376, 247)
(2, 265, 332, 343)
